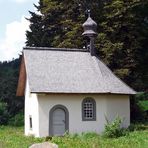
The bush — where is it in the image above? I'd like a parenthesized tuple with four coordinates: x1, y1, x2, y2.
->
(8, 111, 24, 126)
(130, 92, 148, 123)
(103, 116, 128, 138)
(138, 100, 148, 112)
(0, 102, 9, 125)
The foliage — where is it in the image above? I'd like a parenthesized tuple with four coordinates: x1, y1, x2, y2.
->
(0, 57, 24, 125)
(0, 125, 148, 148)
(135, 92, 148, 101)
(8, 111, 24, 126)
(103, 116, 128, 138)
(0, 102, 9, 125)
(26, 0, 148, 91)
(0, 0, 148, 126)
(131, 92, 148, 122)
(138, 100, 148, 112)
(98, 0, 148, 91)
(26, 0, 101, 48)
(128, 123, 147, 131)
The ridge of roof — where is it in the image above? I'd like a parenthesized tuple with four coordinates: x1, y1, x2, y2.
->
(23, 46, 89, 52)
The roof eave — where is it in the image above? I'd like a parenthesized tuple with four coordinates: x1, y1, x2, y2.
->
(29, 91, 136, 95)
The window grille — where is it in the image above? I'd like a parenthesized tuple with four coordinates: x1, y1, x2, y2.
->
(82, 98, 96, 121)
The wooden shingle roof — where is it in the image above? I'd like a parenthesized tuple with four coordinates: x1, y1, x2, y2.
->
(16, 46, 136, 96)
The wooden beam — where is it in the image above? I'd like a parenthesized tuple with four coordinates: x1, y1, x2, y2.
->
(16, 55, 26, 96)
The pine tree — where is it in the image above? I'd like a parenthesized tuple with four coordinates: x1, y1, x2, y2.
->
(97, 0, 148, 90)
(26, 0, 102, 48)
(0, 57, 24, 124)
(26, 4, 50, 47)
(26, 0, 148, 91)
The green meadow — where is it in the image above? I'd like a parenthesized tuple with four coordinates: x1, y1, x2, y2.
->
(0, 125, 148, 148)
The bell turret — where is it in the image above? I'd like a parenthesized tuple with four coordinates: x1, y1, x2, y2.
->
(82, 10, 97, 56)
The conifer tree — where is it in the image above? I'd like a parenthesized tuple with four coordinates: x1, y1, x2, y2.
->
(97, 0, 148, 90)
(26, 0, 148, 91)
(26, 0, 102, 48)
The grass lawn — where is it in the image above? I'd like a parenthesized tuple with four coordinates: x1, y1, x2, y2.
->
(0, 125, 148, 148)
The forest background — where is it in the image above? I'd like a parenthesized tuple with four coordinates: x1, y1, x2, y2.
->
(0, 0, 148, 125)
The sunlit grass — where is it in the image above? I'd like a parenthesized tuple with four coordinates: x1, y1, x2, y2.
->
(0, 125, 148, 148)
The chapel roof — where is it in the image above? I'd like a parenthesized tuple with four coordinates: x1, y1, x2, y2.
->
(18, 46, 136, 95)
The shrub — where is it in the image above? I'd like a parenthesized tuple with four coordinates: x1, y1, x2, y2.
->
(138, 100, 148, 112)
(0, 102, 9, 125)
(103, 116, 128, 138)
(130, 92, 148, 123)
(8, 111, 24, 126)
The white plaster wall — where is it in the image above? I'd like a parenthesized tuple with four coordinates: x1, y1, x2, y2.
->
(105, 95, 130, 128)
(25, 80, 39, 137)
(37, 94, 130, 137)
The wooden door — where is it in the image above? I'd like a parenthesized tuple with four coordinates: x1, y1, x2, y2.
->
(52, 108, 66, 136)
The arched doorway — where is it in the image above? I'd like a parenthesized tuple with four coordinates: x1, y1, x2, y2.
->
(49, 105, 69, 136)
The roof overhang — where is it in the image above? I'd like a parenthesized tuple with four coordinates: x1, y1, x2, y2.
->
(20, 47, 136, 95)
(29, 91, 136, 95)
(16, 55, 26, 96)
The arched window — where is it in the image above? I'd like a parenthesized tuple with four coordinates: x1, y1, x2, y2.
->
(82, 97, 96, 121)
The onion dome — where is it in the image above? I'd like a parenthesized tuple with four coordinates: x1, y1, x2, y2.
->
(82, 11, 97, 37)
